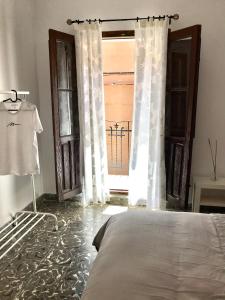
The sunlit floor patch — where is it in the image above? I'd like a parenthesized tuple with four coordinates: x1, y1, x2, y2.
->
(102, 205, 128, 215)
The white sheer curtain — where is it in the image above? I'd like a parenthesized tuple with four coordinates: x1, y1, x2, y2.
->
(129, 19, 168, 209)
(74, 23, 109, 206)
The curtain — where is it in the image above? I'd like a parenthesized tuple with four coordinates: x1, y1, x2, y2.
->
(129, 19, 168, 209)
(74, 23, 109, 206)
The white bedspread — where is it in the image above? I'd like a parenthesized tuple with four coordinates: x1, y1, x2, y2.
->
(81, 210, 225, 300)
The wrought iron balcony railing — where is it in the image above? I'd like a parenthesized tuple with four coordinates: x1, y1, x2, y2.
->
(106, 121, 132, 176)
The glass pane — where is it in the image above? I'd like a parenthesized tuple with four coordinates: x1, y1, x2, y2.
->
(56, 40, 68, 89)
(59, 91, 73, 136)
(66, 43, 73, 90)
(171, 39, 192, 88)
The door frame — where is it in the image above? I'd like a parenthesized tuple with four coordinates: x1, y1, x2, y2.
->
(102, 30, 134, 39)
(102, 30, 134, 195)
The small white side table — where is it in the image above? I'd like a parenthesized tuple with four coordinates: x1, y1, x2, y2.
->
(192, 177, 225, 212)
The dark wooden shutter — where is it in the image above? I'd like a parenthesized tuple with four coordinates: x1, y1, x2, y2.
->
(165, 25, 201, 209)
(49, 29, 81, 201)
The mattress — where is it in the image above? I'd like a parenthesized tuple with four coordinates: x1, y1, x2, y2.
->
(81, 210, 225, 300)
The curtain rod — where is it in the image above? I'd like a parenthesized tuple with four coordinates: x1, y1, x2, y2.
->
(0, 90, 30, 95)
(67, 14, 179, 26)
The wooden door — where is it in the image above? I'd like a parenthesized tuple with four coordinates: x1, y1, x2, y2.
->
(165, 25, 201, 209)
(49, 29, 81, 201)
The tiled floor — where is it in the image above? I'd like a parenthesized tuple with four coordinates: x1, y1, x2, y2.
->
(0, 198, 109, 300)
(1, 197, 223, 300)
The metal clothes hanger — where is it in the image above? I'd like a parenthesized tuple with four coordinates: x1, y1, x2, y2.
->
(3, 89, 22, 103)
(3, 90, 22, 112)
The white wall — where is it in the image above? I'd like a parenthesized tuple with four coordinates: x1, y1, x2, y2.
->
(0, 0, 43, 226)
(34, 0, 225, 194)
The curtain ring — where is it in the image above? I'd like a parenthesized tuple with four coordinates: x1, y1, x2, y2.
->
(136, 17, 139, 22)
(147, 16, 150, 22)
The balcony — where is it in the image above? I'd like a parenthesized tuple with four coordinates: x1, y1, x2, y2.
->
(106, 121, 132, 191)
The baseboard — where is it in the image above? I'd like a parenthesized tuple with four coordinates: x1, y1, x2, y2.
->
(23, 193, 57, 210)
(39, 193, 58, 202)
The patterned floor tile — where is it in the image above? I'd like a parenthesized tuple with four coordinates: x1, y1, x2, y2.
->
(0, 199, 109, 299)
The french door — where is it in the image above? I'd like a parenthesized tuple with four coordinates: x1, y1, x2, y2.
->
(48, 25, 201, 207)
(49, 29, 81, 201)
(165, 25, 201, 209)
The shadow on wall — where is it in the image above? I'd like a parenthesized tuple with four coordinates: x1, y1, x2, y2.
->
(0, 0, 40, 226)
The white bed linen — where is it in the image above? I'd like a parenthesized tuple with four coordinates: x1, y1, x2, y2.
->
(82, 210, 225, 300)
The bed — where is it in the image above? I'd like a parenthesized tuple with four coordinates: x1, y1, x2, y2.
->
(81, 210, 225, 300)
